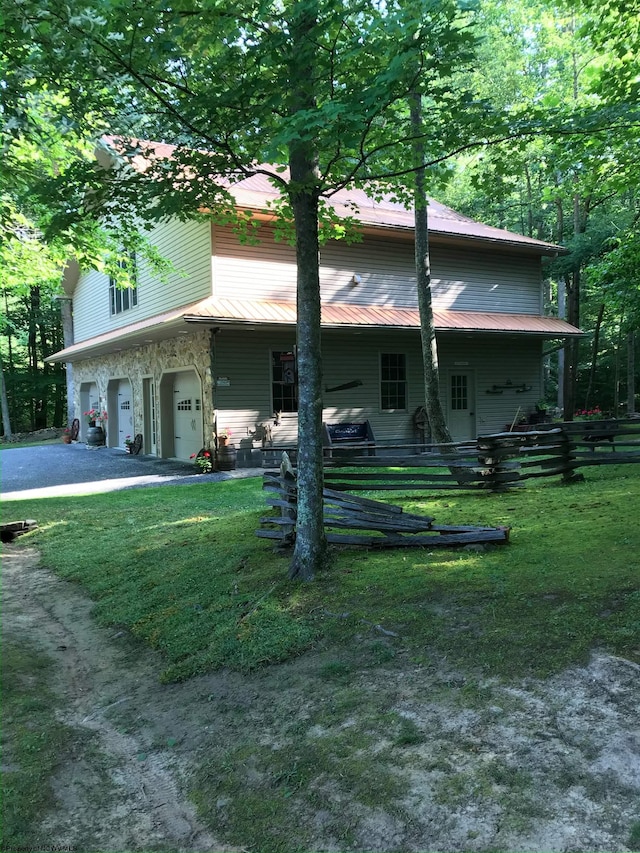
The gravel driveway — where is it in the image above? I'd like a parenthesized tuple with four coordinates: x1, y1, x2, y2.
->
(1, 442, 261, 501)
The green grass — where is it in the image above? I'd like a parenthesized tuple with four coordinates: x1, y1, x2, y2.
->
(3, 464, 639, 681)
(0, 437, 63, 449)
(1, 641, 85, 849)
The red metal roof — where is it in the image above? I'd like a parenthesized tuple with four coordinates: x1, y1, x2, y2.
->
(101, 138, 566, 256)
(185, 297, 583, 336)
(46, 296, 581, 362)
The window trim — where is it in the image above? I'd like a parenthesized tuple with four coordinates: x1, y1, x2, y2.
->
(271, 348, 298, 413)
(379, 351, 408, 412)
(109, 253, 138, 317)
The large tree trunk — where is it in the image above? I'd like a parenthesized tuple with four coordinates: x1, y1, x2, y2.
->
(0, 355, 12, 438)
(584, 302, 605, 411)
(628, 329, 636, 415)
(411, 92, 452, 446)
(287, 0, 326, 581)
(57, 295, 75, 424)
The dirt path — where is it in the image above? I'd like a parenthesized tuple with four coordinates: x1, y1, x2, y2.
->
(3, 543, 640, 852)
(2, 545, 238, 853)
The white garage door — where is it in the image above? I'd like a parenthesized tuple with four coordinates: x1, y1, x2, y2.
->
(173, 371, 203, 460)
(117, 379, 134, 447)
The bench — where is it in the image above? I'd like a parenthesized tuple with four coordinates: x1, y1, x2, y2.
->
(322, 420, 376, 458)
(582, 421, 618, 450)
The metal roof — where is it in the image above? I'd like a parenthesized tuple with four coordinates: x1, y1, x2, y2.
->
(47, 297, 582, 362)
(101, 138, 566, 256)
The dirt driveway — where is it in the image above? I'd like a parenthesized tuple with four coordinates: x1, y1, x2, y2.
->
(3, 541, 639, 852)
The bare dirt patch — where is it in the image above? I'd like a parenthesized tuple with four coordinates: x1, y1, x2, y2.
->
(3, 544, 639, 852)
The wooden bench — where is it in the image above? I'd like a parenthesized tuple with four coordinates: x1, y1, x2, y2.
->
(581, 420, 618, 450)
(322, 420, 376, 458)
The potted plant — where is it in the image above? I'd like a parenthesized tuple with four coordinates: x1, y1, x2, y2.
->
(62, 428, 72, 444)
(124, 435, 134, 453)
(83, 408, 108, 427)
(216, 427, 232, 447)
(190, 449, 214, 473)
(83, 409, 108, 447)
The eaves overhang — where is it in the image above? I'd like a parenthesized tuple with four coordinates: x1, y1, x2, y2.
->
(46, 298, 583, 364)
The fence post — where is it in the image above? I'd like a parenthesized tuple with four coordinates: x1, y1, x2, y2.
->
(279, 451, 297, 545)
(559, 429, 583, 484)
(476, 434, 521, 492)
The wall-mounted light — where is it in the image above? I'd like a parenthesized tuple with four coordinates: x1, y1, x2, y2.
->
(351, 274, 362, 286)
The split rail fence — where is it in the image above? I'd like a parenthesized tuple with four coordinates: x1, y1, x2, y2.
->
(256, 419, 640, 547)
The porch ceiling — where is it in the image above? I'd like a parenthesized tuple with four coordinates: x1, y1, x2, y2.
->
(46, 297, 582, 363)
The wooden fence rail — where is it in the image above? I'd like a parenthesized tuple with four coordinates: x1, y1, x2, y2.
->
(258, 455, 510, 550)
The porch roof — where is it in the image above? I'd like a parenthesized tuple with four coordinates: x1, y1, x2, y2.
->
(46, 297, 582, 362)
(185, 297, 583, 337)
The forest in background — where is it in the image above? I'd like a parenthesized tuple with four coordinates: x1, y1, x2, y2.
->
(1, 0, 638, 435)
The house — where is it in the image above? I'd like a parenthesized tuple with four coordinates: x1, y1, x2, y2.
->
(48, 158, 581, 463)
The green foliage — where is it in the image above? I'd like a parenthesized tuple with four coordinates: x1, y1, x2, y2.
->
(3, 465, 639, 681)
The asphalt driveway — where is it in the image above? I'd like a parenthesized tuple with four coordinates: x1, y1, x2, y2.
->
(1, 442, 261, 501)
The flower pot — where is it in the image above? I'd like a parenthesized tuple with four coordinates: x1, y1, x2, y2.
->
(216, 443, 237, 471)
(87, 425, 106, 447)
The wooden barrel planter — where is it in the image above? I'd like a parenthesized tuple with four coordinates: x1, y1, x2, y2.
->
(216, 442, 237, 471)
(86, 425, 106, 447)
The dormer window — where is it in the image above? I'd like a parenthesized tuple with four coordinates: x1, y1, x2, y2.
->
(109, 254, 138, 316)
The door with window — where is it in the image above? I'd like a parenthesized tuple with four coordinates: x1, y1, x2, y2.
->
(142, 378, 157, 456)
(117, 379, 134, 447)
(173, 371, 203, 460)
(447, 371, 476, 441)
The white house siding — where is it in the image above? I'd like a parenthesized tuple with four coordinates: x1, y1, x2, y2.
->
(71, 329, 214, 457)
(72, 219, 212, 343)
(211, 326, 544, 450)
(437, 336, 544, 436)
(212, 224, 542, 314)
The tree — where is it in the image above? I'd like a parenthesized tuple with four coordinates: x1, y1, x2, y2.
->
(437, 0, 640, 416)
(5, 0, 486, 578)
(410, 91, 452, 446)
(6, 0, 633, 573)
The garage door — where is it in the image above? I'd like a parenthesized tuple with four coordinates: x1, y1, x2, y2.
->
(173, 371, 203, 460)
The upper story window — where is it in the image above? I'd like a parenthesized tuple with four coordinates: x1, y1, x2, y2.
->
(109, 254, 138, 316)
(380, 352, 407, 411)
(272, 349, 298, 413)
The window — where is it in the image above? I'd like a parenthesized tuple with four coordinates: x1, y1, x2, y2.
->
(109, 254, 138, 316)
(272, 350, 298, 412)
(380, 353, 407, 410)
(450, 374, 468, 410)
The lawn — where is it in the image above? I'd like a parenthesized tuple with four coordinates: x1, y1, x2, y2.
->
(3, 464, 639, 682)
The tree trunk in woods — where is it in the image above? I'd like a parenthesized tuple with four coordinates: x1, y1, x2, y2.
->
(562, 270, 580, 421)
(0, 356, 12, 438)
(557, 278, 566, 413)
(628, 330, 636, 415)
(57, 295, 75, 424)
(287, 1, 326, 582)
(410, 92, 452, 447)
(584, 302, 605, 411)
(37, 300, 50, 430)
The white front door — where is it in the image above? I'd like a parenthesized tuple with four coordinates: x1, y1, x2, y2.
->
(173, 371, 203, 460)
(143, 378, 157, 456)
(117, 379, 134, 447)
(447, 371, 476, 441)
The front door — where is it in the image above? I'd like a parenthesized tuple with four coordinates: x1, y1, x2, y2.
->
(447, 371, 476, 442)
(117, 379, 134, 447)
(143, 377, 157, 456)
(173, 371, 203, 460)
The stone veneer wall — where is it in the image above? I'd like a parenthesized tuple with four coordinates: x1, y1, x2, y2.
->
(72, 329, 214, 455)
